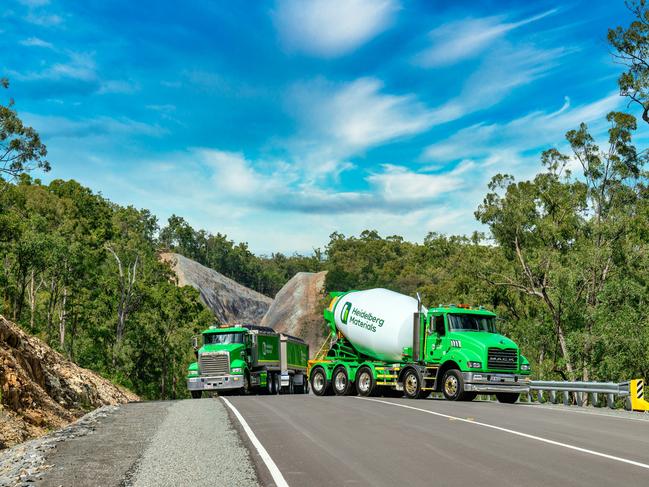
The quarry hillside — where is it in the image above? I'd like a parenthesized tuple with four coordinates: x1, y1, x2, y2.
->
(0, 316, 138, 449)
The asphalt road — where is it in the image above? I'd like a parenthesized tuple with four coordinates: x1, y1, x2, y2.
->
(225, 394, 649, 487)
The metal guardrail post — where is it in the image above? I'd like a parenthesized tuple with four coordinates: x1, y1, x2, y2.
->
(563, 391, 570, 406)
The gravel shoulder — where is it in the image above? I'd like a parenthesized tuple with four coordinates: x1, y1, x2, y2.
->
(129, 398, 258, 487)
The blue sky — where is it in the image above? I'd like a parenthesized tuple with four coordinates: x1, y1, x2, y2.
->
(1, 0, 637, 254)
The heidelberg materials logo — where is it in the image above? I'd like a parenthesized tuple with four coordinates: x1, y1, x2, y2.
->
(341, 302, 352, 324)
(340, 302, 384, 333)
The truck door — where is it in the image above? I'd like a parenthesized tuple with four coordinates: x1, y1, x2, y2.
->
(427, 314, 446, 362)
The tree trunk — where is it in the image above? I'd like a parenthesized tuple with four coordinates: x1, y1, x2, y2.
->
(59, 286, 67, 349)
(556, 322, 575, 380)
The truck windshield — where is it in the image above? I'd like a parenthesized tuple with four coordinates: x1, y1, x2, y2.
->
(448, 314, 497, 333)
(203, 333, 244, 345)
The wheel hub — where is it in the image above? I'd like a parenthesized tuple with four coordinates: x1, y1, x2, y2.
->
(314, 373, 325, 392)
(405, 374, 418, 395)
(445, 376, 458, 396)
(335, 372, 347, 391)
(359, 372, 371, 392)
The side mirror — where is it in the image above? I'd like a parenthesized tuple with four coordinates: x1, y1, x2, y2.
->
(192, 336, 199, 350)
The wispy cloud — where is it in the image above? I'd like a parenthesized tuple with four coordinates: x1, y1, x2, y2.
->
(273, 0, 399, 57)
(23, 113, 166, 139)
(415, 9, 557, 67)
(20, 36, 53, 48)
(424, 93, 621, 163)
(12, 51, 96, 82)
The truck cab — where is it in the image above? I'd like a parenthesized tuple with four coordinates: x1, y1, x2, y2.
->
(423, 305, 531, 401)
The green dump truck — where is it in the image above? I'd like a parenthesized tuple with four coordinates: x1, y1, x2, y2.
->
(187, 324, 309, 397)
(308, 288, 531, 402)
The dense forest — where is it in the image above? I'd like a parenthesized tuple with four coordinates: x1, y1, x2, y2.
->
(2, 2, 649, 398)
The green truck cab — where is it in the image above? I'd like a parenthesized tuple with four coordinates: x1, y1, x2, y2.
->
(309, 291, 531, 403)
(187, 324, 309, 398)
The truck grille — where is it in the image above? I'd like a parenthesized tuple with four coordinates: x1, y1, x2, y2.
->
(199, 352, 230, 376)
(487, 348, 518, 370)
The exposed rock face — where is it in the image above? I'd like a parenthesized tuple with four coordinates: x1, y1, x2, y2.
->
(261, 271, 328, 357)
(160, 252, 272, 325)
(0, 316, 138, 450)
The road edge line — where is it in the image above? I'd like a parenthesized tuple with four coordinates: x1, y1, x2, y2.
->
(221, 397, 290, 487)
(356, 397, 649, 471)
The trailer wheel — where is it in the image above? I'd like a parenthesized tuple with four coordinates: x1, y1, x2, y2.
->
(304, 376, 310, 394)
(332, 366, 354, 396)
(191, 391, 202, 399)
(310, 367, 331, 396)
(356, 366, 376, 397)
(441, 369, 467, 401)
(274, 373, 281, 395)
(289, 376, 295, 394)
(496, 392, 519, 404)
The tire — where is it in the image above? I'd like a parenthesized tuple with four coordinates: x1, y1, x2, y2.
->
(304, 376, 310, 394)
(240, 374, 250, 395)
(191, 390, 202, 399)
(403, 369, 422, 399)
(355, 366, 376, 397)
(274, 373, 281, 395)
(265, 372, 273, 395)
(496, 392, 519, 404)
(310, 367, 330, 396)
(289, 376, 295, 394)
(441, 369, 468, 401)
(332, 366, 353, 396)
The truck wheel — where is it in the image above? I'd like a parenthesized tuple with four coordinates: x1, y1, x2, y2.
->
(274, 373, 281, 394)
(441, 369, 468, 401)
(496, 393, 519, 404)
(191, 391, 202, 399)
(356, 366, 376, 397)
(289, 376, 295, 394)
(304, 376, 310, 394)
(310, 367, 331, 396)
(241, 374, 250, 395)
(332, 366, 353, 396)
(403, 369, 422, 399)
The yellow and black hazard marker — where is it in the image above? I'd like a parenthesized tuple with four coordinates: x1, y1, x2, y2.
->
(629, 379, 649, 412)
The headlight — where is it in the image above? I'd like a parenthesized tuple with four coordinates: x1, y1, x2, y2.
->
(521, 363, 531, 371)
(467, 361, 482, 369)
(231, 367, 243, 373)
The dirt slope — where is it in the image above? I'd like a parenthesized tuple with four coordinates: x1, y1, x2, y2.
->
(260, 271, 328, 357)
(0, 316, 138, 449)
(160, 252, 272, 325)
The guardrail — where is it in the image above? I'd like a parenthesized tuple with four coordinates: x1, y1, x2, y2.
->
(520, 379, 649, 411)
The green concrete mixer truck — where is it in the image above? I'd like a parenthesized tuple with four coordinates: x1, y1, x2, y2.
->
(187, 324, 309, 397)
(308, 289, 531, 402)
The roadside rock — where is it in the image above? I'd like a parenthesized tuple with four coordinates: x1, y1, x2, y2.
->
(260, 271, 328, 357)
(0, 316, 138, 450)
(160, 252, 272, 325)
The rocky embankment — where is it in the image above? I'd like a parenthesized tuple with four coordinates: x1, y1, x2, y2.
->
(261, 271, 328, 356)
(0, 316, 138, 450)
(161, 252, 272, 325)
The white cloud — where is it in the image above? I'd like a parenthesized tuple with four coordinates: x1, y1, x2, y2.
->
(424, 93, 621, 163)
(416, 9, 557, 67)
(286, 77, 436, 178)
(13, 52, 96, 82)
(273, 0, 399, 57)
(20, 36, 53, 48)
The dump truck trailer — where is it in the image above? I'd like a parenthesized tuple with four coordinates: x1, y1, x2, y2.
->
(187, 324, 309, 397)
(308, 289, 531, 402)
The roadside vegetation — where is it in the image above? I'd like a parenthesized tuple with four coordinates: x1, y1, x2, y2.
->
(1, 3, 649, 398)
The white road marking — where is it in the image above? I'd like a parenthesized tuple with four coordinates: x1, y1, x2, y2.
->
(356, 397, 649, 470)
(222, 397, 290, 487)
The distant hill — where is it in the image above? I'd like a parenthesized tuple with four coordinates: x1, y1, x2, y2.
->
(160, 252, 272, 325)
(0, 316, 138, 449)
(261, 271, 328, 357)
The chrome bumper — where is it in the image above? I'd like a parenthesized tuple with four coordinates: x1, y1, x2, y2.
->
(186, 375, 244, 391)
(463, 372, 531, 393)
